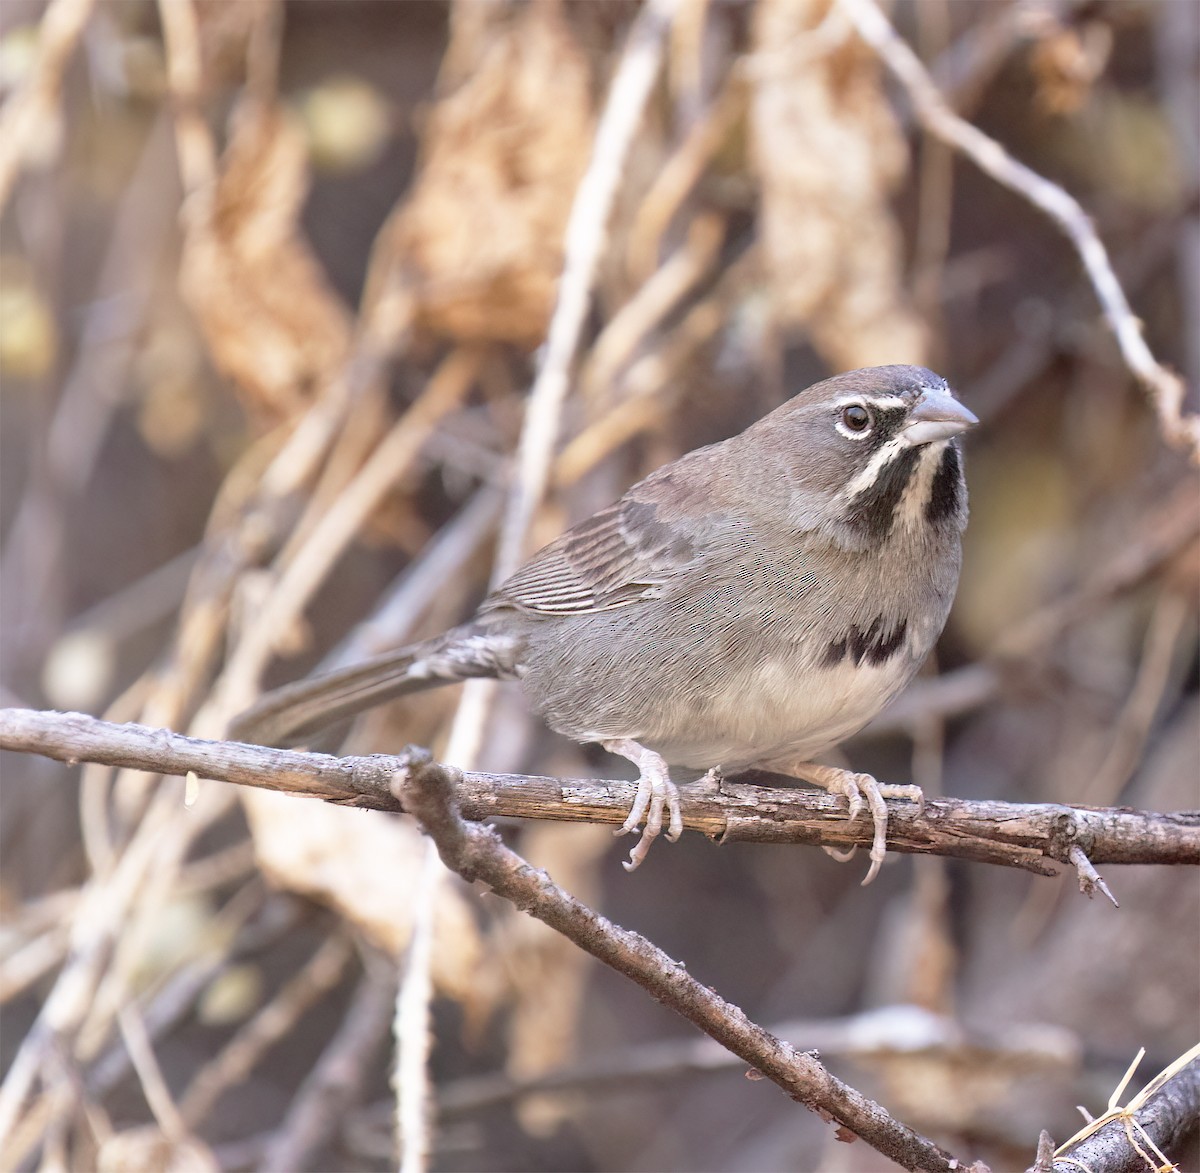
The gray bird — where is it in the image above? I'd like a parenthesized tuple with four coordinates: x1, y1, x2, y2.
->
(231, 364, 977, 882)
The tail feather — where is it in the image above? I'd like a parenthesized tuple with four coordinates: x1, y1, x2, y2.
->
(229, 627, 494, 748)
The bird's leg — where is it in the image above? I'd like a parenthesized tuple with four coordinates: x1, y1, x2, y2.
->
(778, 762, 923, 885)
(600, 739, 683, 871)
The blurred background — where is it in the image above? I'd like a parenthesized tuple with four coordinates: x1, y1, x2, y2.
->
(1, 0, 1197, 1169)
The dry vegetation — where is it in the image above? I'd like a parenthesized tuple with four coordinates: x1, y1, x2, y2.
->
(0, 1, 1198, 1170)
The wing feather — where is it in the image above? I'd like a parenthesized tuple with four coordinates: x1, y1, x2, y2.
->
(487, 493, 702, 616)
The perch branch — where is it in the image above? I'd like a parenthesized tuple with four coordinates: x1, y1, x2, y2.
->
(3, 709, 1197, 880)
(393, 754, 963, 1173)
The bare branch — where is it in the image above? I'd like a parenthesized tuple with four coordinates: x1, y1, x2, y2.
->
(178, 934, 353, 1126)
(495, 0, 684, 580)
(438, 1004, 1078, 1118)
(0, 0, 96, 212)
(394, 845, 439, 1173)
(396, 5, 680, 1158)
(394, 753, 964, 1173)
(838, 0, 1200, 464)
(261, 962, 396, 1173)
(3, 709, 1196, 878)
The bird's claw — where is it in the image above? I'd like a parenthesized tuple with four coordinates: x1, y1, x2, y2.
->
(793, 765, 924, 885)
(603, 740, 682, 871)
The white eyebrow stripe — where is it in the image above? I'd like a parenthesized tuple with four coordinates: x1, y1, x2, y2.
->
(832, 394, 909, 411)
(844, 434, 907, 497)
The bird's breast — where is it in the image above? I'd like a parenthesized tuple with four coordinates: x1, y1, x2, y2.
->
(641, 639, 920, 770)
(518, 516, 959, 771)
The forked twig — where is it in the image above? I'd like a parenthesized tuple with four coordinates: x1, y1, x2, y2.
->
(839, 0, 1200, 463)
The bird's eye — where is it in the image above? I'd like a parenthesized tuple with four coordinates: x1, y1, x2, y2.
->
(841, 404, 872, 433)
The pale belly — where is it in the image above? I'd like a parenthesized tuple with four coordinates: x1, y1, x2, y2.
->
(640, 650, 918, 771)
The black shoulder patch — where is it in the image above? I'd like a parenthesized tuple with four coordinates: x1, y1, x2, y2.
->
(925, 444, 961, 525)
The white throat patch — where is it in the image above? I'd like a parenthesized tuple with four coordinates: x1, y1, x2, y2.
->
(898, 441, 948, 531)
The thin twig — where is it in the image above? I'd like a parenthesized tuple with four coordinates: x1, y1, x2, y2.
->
(261, 960, 397, 1173)
(0, 928, 71, 1005)
(437, 1003, 1077, 1118)
(178, 933, 354, 1126)
(0, 0, 96, 211)
(1066, 845, 1118, 908)
(115, 1003, 194, 1149)
(0, 114, 177, 674)
(388, 6, 682, 1167)
(1153, 0, 1200, 392)
(581, 212, 725, 402)
(494, 0, 683, 579)
(154, 0, 217, 196)
(0, 768, 229, 1152)
(1085, 589, 1192, 805)
(838, 0, 1200, 463)
(209, 348, 481, 726)
(319, 486, 504, 673)
(3, 710, 1196, 876)
(394, 755, 964, 1173)
(85, 882, 281, 1100)
(394, 847, 440, 1173)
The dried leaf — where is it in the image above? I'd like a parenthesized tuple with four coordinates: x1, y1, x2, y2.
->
(1029, 22, 1112, 116)
(750, 0, 926, 369)
(365, 2, 593, 347)
(97, 1128, 217, 1173)
(179, 99, 352, 420)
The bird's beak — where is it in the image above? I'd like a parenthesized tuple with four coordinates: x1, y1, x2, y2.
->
(902, 388, 979, 446)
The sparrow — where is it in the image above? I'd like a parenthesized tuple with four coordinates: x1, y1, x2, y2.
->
(231, 365, 977, 883)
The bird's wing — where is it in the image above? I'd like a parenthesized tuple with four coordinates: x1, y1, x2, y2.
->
(487, 477, 711, 616)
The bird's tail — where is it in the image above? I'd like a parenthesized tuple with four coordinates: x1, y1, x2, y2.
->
(229, 624, 504, 748)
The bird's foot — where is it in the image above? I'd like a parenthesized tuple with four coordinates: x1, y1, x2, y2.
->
(793, 764, 923, 886)
(601, 739, 682, 871)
